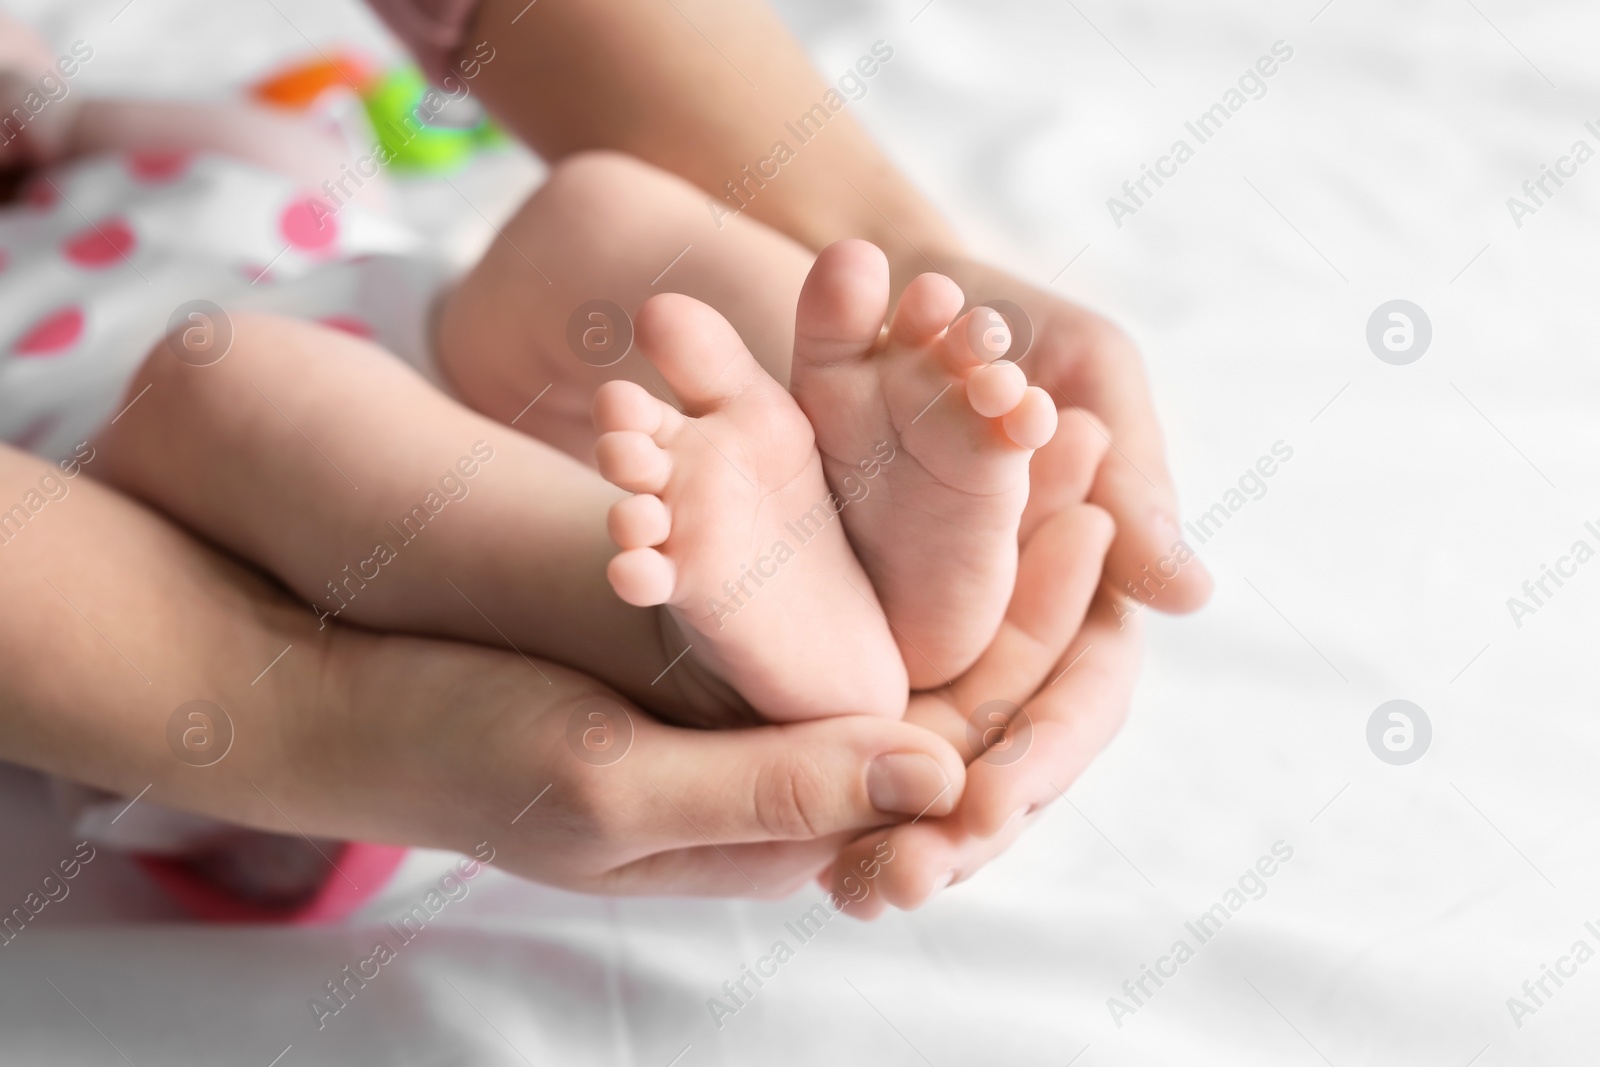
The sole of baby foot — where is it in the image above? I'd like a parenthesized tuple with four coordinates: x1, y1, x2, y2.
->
(789, 239, 1057, 689)
(592, 291, 908, 723)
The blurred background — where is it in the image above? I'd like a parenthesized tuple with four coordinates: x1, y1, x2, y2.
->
(1, 0, 1597, 1062)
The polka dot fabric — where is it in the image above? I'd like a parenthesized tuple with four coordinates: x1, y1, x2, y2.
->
(0, 150, 444, 461)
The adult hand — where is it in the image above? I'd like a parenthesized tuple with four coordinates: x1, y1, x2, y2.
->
(817, 417, 1143, 914)
(821, 500, 1138, 915)
(934, 256, 1212, 615)
(0, 440, 966, 900)
(315, 628, 970, 899)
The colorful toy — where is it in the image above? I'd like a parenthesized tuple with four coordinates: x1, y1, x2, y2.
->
(252, 52, 504, 174)
(362, 65, 505, 172)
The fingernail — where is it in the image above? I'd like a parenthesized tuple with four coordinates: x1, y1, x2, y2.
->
(868, 753, 950, 816)
(929, 869, 957, 895)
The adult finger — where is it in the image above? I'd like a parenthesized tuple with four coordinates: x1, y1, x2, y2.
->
(828, 593, 1141, 912)
(941, 257, 1210, 613)
(1033, 300, 1212, 613)
(824, 808, 1036, 917)
(597, 835, 851, 898)
(569, 709, 967, 857)
(1018, 407, 1109, 544)
(904, 502, 1113, 758)
(956, 591, 1142, 839)
(950, 504, 1113, 725)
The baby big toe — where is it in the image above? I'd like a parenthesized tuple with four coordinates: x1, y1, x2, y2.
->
(793, 239, 893, 368)
(635, 293, 773, 416)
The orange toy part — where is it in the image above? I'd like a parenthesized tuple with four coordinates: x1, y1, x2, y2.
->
(253, 52, 375, 110)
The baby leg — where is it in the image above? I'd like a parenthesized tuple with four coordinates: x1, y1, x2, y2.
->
(437, 150, 812, 460)
(94, 314, 703, 719)
(438, 152, 1057, 689)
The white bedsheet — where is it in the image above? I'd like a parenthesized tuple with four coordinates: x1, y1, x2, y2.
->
(2, 0, 1597, 1063)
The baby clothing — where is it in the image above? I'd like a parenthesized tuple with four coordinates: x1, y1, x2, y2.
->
(0, 150, 444, 463)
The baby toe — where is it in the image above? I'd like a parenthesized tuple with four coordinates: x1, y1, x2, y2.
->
(594, 379, 665, 436)
(888, 272, 965, 346)
(607, 548, 676, 607)
(793, 238, 892, 368)
(964, 307, 1013, 363)
(1000, 387, 1058, 450)
(595, 431, 672, 493)
(608, 493, 671, 549)
(966, 361, 1028, 419)
(635, 292, 775, 416)
(934, 307, 1012, 377)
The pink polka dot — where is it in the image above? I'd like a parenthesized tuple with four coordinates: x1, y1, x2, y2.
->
(14, 307, 84, 357)
(128, 152, 191, 182)
(64, 218, 137, 270)
(318, 316, 373, 339)
(280, 198, 338, 253)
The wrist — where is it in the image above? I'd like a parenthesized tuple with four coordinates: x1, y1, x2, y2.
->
(295, 627, 473, 850)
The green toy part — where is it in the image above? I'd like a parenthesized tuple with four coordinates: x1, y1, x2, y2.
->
(363, 66, 505, 173)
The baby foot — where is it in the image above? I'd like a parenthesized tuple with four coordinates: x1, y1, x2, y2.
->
(593, 292, 908, 722)
(789, 240, 1058, 688)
